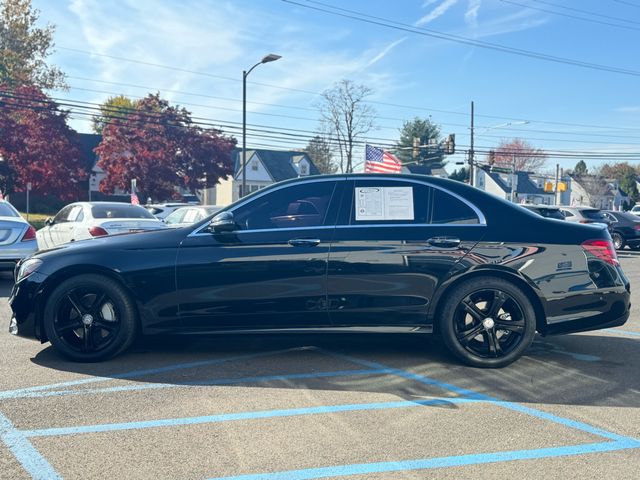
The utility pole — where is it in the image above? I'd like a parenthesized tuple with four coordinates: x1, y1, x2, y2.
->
(468, 101, 475, 186)
(510, 153, 517, 203)
(554, 163, 560, 206)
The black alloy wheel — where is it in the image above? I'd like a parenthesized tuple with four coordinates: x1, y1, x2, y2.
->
(439, 278, 536, 368)
(44, 274, 137, 362)
(611, 232, 625, 250)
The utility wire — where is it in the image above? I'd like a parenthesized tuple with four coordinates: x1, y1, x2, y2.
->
(284, 0, 640, 77)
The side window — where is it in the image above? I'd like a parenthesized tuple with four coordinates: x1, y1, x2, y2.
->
(562, 210, 574, 218)
(233, 181, 337, 230)
(53, 205, 74, 224)
(67, 206, 84, 222)
(183, 209, 200, 224)
(165, 209, 188, 225)
(348, 180, 431, 225)
(431, 189, 480, 224)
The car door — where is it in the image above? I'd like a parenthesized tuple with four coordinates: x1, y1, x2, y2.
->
(175, 179, 342, 330)
(39, 205, 74, 248)
(327, 178, 486, 327)
(55, 205, 84, 244)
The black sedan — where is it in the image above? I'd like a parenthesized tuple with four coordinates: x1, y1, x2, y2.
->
(603, 210, 640, 250)
(9, 174, 630, 368)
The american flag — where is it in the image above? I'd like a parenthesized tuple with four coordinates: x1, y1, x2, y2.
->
(364, 144, 402, 173)
(131, 191, 140, 205)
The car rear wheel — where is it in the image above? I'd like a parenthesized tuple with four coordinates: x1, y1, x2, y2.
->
(43, 274, 137, 362)
(611, 232, 625, 250)
(439, 278, 536, 368)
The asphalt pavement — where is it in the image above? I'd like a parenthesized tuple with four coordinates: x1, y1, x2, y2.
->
(0, 254, 639, 480)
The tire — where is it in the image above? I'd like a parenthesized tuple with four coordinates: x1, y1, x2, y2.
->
(611, 232, 625, 250)
(439, 277, 536, 368)
(43, 274, 138, 362)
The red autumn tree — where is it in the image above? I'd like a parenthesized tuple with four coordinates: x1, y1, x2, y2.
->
(0, 84, 87, 198)
(486, 138, 547, 172)
(95, 93, 236, 201)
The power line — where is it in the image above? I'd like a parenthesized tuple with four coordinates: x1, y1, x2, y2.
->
(284, 0, 640, 77)
(533, 0, 640, 25)
(614, 0, 640, 9)
(500, 0, 640, 32)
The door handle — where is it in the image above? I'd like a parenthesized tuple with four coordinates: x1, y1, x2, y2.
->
(288, 238, 321, 247)
(427, 236, 461, 248)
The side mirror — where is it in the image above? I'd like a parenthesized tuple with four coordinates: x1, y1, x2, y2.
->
(209, 211, 236, 233)
(45, 217, 54, 226)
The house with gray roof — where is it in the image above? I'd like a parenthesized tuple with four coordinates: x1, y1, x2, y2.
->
(207, 148, 320, 205)
(475, 168, 555, 204)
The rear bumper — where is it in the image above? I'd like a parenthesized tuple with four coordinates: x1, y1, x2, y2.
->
(541, 285, 630, 335)
(0, 239, 38, 270)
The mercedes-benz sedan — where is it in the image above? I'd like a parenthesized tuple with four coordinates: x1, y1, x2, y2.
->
(9, 174, 630, 367)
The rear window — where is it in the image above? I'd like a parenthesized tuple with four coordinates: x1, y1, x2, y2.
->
(532, 207, 564, 220)
(0, 203, 19, 217)
(92, 205, 155, 219)
(582, 210, 608, 221)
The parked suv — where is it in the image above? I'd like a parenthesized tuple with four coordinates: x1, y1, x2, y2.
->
(559, 206, 612, 227)
(603, 210, 640, 250)
(522, 205, 565, 220)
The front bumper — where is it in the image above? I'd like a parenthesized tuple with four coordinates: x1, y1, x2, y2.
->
(8, 271, 48, 341)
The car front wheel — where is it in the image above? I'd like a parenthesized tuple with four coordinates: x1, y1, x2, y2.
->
(439, 277, 536, 368)
(43, 274, 137, 362)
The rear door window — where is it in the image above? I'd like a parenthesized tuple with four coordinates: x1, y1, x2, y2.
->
(348, 180, 431, 225)
(431, 189, 480, 224)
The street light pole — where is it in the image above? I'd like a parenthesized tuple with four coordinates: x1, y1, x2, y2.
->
(241, 53, 281, 199)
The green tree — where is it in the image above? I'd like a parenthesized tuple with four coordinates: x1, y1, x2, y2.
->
(0, 0, 66, 89)
(395, 117, 444, 169)
(92, 95, 138, 134)
(304, 135, 336, 174)
(449, 167, 469, 183)
(620, 171, 639, 204)
(574, 160, 588, 176)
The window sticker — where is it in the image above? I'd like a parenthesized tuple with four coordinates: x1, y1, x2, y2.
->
(355, 186, 414, 221)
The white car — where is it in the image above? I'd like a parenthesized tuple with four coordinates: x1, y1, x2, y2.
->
(629, 205, 640, 216)
(36, 202, 168, 250)
(163, 205, 222, 228)
(144, 203, 191, 220)
(0, 201, 38, 270)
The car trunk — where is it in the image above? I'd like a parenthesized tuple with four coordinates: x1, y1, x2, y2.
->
(99, 219, 165, 235)
(0, 219, 27, 246)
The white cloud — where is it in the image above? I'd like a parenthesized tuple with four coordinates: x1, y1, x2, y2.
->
(465, 0, 482, 28)
(415, 0, 459, 26)
(615, 106, 640, 113)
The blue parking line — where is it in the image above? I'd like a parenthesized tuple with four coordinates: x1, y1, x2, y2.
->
(0, 410, 61, 480)
(22, 397, 476, 438)
(0, 347, 306, 400)
(606, 328, 640, 337)
(319, 350, 635, 442)
(12, 368, 393, 400)
(207, 439, 640, 480)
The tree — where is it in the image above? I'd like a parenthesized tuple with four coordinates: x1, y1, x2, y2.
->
(449, 167, 469, 183)
(318, 80, 375, 173)
(304, 135, 336, 174)
(92, 95, 137, 134)
(0, 84, 86, 198)
(574, 160, 588, 176)
(95, 93, 236, 201)
(0, 0, 66, 89)
(620, 171, 639, 205)
(486, 138, 547, 172)
(395, 117, 444, 168)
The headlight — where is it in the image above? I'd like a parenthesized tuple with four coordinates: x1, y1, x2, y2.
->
(16, 258, 43, 282)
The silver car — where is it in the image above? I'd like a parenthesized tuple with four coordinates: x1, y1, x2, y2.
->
(0, 201, 38, 271)
(163, 206, 222, 228)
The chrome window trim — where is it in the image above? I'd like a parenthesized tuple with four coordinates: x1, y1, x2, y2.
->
(188, 175, 486, 237)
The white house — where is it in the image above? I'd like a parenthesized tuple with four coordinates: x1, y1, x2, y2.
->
(204, 149, 320, 206)
(475, 168, 555, 204)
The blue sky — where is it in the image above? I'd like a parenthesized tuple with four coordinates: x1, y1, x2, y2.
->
(33, 0, 640, 173)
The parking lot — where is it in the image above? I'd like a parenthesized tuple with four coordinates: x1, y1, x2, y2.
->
(0, 255, 638, 480)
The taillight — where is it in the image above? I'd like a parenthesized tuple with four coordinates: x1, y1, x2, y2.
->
(579, 220, 590, 224)
(21, 225, 36, 241)
(633, 224, 640, 231)
(582, 239, 619, 266)
(88, 226, 109, 237)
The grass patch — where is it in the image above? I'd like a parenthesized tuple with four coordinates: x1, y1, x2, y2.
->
(19, 212, 50, 230)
